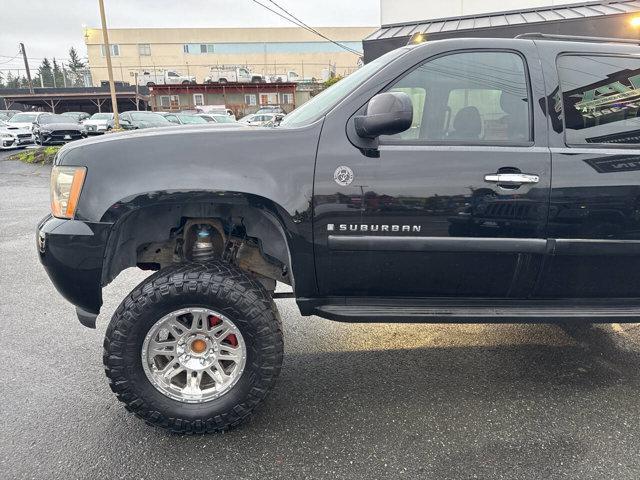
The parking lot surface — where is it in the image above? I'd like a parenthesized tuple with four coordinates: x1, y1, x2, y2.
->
(2, 152, 640, 480)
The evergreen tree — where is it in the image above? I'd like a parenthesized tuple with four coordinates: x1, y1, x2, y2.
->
(0, 71, 4, 88)
(68, 47, 84, 71)
(67, 47, 86, 86)
(52, 58, 64, 87)
(19, 76, 30, 89)
(38, 58, 53, 87)
(5, 72, 19, 88)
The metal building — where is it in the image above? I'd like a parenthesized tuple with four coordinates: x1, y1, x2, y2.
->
(363, 0, 640, 62)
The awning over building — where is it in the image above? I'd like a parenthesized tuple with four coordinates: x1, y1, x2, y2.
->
(0, 85, 150, 114)
(363, 0, 640, 62)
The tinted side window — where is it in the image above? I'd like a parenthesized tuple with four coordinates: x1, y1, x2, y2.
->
(382, 51, 530, 144)
(557, 55, 640, 145)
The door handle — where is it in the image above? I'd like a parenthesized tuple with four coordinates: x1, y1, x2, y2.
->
(484, 173, 539, 185)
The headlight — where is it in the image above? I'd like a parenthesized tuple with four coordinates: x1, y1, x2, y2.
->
(0, 133, 12, 138)
(40, 129, 52, 134)
(50, 166, 86, 219)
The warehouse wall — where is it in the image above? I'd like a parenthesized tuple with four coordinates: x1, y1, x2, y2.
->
(85, 27, 375, 86)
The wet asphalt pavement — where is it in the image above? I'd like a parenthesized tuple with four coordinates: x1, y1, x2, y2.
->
(1, 152, 640, 480)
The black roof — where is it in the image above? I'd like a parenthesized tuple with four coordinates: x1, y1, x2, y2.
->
(366, 0, 640, 41)
(0, 85, 149, 96)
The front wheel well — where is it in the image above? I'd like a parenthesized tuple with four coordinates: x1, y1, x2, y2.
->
(102, 203, 293, 292)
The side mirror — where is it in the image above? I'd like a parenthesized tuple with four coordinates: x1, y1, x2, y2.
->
(354, 92, 413, 139)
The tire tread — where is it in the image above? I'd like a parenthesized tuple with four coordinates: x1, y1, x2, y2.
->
(103, 261, 283, 434)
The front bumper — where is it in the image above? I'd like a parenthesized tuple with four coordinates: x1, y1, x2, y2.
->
(40, 131, 85, 144)
(37, 214, 112, 325)
(0, 135, 31, 148)
(1, 137, 18, 148)
(84, 125, 107, 135)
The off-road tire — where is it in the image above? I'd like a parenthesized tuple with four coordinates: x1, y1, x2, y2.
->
(103, 261, 283, 433)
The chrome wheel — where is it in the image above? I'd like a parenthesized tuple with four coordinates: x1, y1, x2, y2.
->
(141, 307, 247, 403)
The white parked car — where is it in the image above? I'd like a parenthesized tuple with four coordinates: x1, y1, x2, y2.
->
(238, 113, 285, 127)
(7, 111, 45, 129)
(0, 120, 34, 149)
(198, 107, 236, 120)
(82, 113, 114, 135)
(197, 113, 237, 124)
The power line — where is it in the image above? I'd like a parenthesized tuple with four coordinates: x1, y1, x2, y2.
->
(0, 53, 46, 61)
(0, 52, 21, 65)
(250, 0, 362, 56)
(264, 0, 362, 55)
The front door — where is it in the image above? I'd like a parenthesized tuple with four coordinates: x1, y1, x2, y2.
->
(313, 48, 551, 298)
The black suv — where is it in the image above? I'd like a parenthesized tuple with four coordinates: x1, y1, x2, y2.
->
(37, 34, 640, 433)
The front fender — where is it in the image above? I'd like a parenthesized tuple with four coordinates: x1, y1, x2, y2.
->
(55, 123, 322, 296)
(99, 191, 312, 294)
(55, 123, 321, 223)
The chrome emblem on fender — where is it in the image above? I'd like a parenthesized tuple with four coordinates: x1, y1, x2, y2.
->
(333, 166, 354, 186)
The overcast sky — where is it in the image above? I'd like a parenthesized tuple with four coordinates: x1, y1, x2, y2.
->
(0, 0, 379, 73)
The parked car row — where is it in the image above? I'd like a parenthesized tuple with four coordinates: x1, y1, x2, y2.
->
(0, 104, 285, 148)
(7, 112, 87, 146)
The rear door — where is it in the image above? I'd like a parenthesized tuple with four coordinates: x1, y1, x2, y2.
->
(539, 48, 640, 298)
(313, 42, 551, 298)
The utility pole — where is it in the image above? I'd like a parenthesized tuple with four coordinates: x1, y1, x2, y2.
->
(19, 43, 34, 93)
(134, 72, 139, 110)
(98, 0, 119, 128)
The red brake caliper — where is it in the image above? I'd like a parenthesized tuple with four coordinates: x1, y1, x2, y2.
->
(208, 315, 238, 346)
(208, 315, 222, 328)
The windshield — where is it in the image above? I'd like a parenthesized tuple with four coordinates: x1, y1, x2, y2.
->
(90, 113, 112, 120)
(280, 48, 406, 127)
(212, 115, 234, 123)
(178, 115, 207, 124)
(41, 114, 76, 124)
(130, 112, 169, 122)
(10, 113, 38, 123)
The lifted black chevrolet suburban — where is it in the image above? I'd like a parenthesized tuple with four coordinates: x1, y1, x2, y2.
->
(37, 34, 640, 432)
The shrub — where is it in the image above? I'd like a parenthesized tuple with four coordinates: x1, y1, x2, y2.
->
(8, 146, 61, 165)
